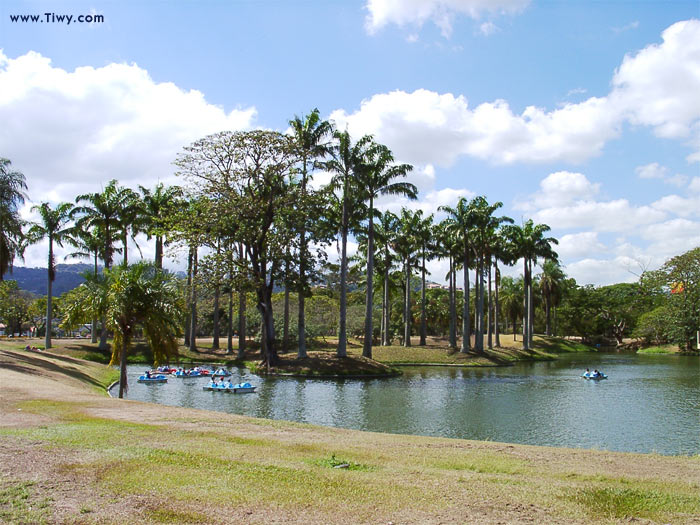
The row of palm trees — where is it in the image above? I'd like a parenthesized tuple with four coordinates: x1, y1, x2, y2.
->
(2, 108, 560, 360)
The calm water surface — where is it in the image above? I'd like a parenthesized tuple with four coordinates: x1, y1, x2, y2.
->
(119, 352, 699, 455)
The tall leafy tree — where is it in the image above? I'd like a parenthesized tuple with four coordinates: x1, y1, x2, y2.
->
(355, 142, 416, 357)
(27, 202, 74, 349)
(65, 228, 103, 343)
(324, 130, 373, 357)
(414, 213, 435, 346)
(374, 210, 399, 345)
(0, 158, 28, 280)
(288, 109, 333, 358)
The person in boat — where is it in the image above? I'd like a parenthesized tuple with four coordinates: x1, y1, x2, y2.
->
(583, 368, 591, 377)
(145, 370, 151, 379)
(592, 369, 601, 378)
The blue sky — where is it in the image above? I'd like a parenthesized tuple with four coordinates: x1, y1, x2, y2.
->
(1, 0, 699, 285)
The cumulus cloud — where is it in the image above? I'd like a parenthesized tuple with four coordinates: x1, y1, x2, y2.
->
(556, 232, 606, 259)
(611, 19, 700, 161)
(479, 21, 499, 36)
(517, 171, 600, 211)
(364, 0, 529, 37)
(0, 51, 255, 203)
(0, 50, 256, 267)
(333, 19, 700, 167)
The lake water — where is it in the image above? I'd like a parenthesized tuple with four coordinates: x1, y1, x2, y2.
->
(118, 352, 700, 455)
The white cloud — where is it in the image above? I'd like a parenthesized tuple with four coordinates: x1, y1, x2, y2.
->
(364, 0, 529, 37)
(556, 232, 606, 259)
(336, 19, 700, 167)
(612, 21, 639, 34)
(651, 194, 700, 218)
(379, 186, 474, 216)
(564, 257, 641, 286)
(611, 19, 700, 161)
(0, 50, 256, 268)
(689, 176, 700, 193)
(330, 90, 621, 166)
(517, 171, 600, 211)
(635, 162, 668, 179)
(479, 21, 499, 36)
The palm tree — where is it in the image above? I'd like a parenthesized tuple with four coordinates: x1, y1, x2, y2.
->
(65, 228, 103, 343)
(414, 213, 435, 346)
(324, 130, 373, 357)
(394, 208, 422, 347)
(504, 220, 558, 349)
(27, 202, 74, 349)
(439, 198, 476, 353)
(138, 183, 183, 269)
(499, 275, 523, 340)
(0, 158, 28, 280)
(64, 262, 181, 398)
(374, 210, 399, 345)
(470, 197, 512, 353)
(289, 109, 333, 359)
(540, 259, 564, 336)
(355, 143, 416, 358)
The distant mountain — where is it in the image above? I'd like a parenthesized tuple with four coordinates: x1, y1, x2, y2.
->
(6, 263, 96, 296)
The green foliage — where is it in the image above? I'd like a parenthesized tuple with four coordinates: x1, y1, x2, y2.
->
(0, 280, 33, 335)
(633, 305, 671, 345)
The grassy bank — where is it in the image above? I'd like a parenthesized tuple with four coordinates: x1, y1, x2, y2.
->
(0, 348, 698, 524)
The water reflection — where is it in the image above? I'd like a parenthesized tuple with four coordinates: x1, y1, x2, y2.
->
(120, 353, 700, 455)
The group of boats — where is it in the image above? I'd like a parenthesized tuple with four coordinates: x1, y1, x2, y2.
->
(137, 367, 256, 393)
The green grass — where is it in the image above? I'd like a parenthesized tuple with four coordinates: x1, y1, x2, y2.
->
(567, 485, 700, 520)
(637, 345, 677, 355)
(0, 481, 53, 525)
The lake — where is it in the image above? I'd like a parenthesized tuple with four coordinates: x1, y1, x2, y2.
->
(119, 352, 699, 455)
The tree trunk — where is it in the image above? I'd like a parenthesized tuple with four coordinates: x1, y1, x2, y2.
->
(487, 257, 493, 350)
(461, 246, 470, 353)
(523, 258, 530, 350)
(337, 202, 349, 358)
(117, 337, 129, 399)
(475, 256, 484, 354)
(382, 252, 390, 346)
(227, 288, 234, 354)
(448, 255, 456, 349)
(298, 162, 309, 359)
(184, 248, 193, 347)
(403, 255, 411, 347)
(238, 244, 246, 358)
(45, 239, 53, 349)
(545, 291, 552, 336)
(122, 232, 128, 266)
(212, 285, 221, 350)
(91, 250, 97, 343)
(258, 279, 278, 367)
(155, 235, 163, 269)
(528, 259, 534, 347)
(283, 258, 290, 354)
(420, 249, 427, 346)
(494, 261, 501, 348)
(189, 247, 198, 353)
(363, 198, 375, 358)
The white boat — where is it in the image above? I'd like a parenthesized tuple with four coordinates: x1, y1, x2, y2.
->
(203, 382, 256, 393)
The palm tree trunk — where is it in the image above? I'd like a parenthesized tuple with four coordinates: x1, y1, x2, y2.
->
(122, 232, 128, 266)
(475, 256, 484, 354)
(420, 249, 427, 346)
(383, 253, 390, 346)
(155, 235, 163, 269)
(404, 255, 411, 347)
(494, 261, 501, 347)
(298, 231, 307, 358)
(545, 292, 552, 336)
(449, 255, 456, 349)
(461, 247, 470, 353)
(45, 239, 53, 349)
(363, 198, 375, 358)
(337, 202, 349, 358)
(117, 336, 129, 399)
(528, 259, 534, 347)
(523, 258, 530, 350)
(487, 257, 493, 350)
(189, 247, 198, 353)
(91, 250, 98, 343)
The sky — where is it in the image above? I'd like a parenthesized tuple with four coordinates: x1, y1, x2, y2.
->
(1, 0, 699, 286)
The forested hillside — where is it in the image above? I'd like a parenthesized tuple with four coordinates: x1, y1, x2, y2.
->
(6, 264, 93, 296)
